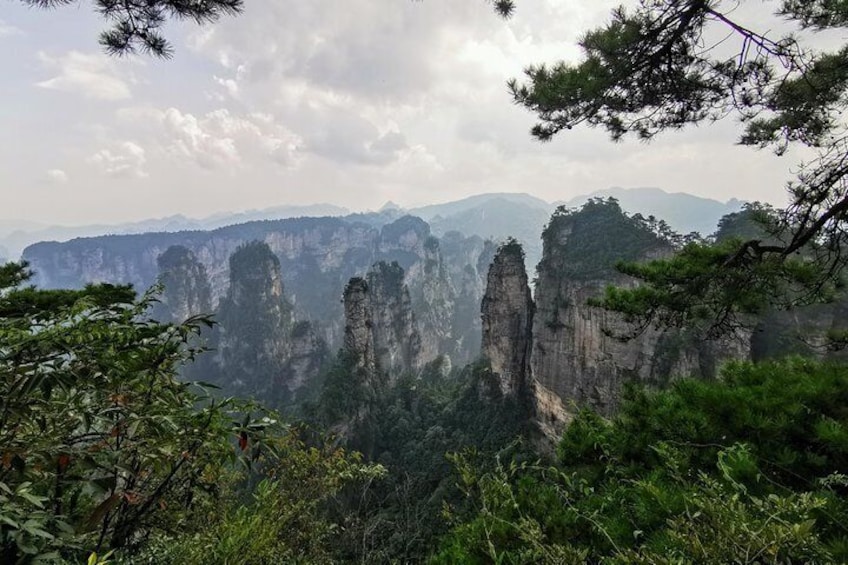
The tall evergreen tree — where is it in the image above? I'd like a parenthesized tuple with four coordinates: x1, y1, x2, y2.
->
(508, 0, 848, 334)
(18, 0, 243, 57)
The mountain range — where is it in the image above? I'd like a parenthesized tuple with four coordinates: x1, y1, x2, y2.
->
(2, 187, 744, 261)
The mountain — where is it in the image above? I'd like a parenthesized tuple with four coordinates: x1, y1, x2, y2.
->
(559, 187, 743, 237)
(7, 189, 741, 261)
(408, 192, 550, 221)
(22, 214, 494, 363)
(424, 197, 551, 271)
(0, 204, 350, 259)
(199, 203, 349, 229)
(0, 219, 48, 236)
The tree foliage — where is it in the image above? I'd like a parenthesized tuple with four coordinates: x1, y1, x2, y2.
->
(0, 262, 280, 561)
(510, 0, 848, 334)
(19, 0, 242, 57)
(435, 358, 848, 563)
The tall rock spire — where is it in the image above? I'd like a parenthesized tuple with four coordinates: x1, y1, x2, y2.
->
(480, 239, 534, 397)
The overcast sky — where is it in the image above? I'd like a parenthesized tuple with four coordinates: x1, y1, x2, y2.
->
(0, 0, 814, 226)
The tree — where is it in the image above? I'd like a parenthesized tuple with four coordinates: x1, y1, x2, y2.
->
(434, 358, 848, 563)
(508, 0, 848, 335)
(19, 0, 243, 57)
(0, 262, 278, 561)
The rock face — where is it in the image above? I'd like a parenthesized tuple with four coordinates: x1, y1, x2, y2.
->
(23, 215, 494, 366)
(367, 262, 425, 377)
(342, 277, 378, 379)
(410, 237, 456, 362)
(525, 200, 749, 441)
(342, 262, 425, 383)
(277, 321, 329, 406)
(216, 241, 294, 397)
(531, 201, 676, 418)
(480, 240, 534, 397)
(151, 245, 212, 323)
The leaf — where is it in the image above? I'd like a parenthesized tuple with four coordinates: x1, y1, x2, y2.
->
(23, 525, 55, 540)
(84, 494, 120, 531)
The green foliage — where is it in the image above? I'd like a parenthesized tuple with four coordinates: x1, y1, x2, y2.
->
(538, 198, 671, 283)
(595, 237, 826, 337)
(436, 358, 848, 563)
(0, 262, 280, 562)
(314, 350, 375, 426)
(497, 237, 525, 261)
(133, 430, 385, 565)
(19, 0, 242, 57)
(309, 357, 532, 563)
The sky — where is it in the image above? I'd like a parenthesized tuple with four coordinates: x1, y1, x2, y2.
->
(0, 0, 820, 226)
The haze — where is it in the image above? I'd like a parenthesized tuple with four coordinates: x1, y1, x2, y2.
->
(0, 0, 809, 226)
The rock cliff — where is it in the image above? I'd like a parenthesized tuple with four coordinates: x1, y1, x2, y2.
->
(277, 321, 329, 406)
(342, 262, 426, 382)
(367, 261, 426, 377)
(410, 237, 456, 362)
(527, 200, 749, 440)
(480, 239, 533, 397)
(342, 276, 378, 379)
(216, 241, 294, 397)
(23, 215, 492, 365)
(151, 245, 212, 323)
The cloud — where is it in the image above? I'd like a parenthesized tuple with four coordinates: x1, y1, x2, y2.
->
(0, 20, 22, 38)
(36, 51, 134, 101)
(1, 1, 805, 225)
(89, 141, 148, 178)
(117, 106, 303, 170)
(45, 169, 68, 183)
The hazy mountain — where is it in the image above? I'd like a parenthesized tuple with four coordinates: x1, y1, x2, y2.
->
(408, 193, 550, 221)
(426, 197, 551, 269)
(199, 203, 349, 229)
(7, 188, 742, 261)
(559, 187, 744, 237)
(0, 219, 48, 237)
(0, 204, 349, 259)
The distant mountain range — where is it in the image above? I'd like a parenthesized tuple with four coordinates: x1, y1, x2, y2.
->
(0, 203, 349, 259)
(4, 188, 744, 261)
(558, 187, 745, 237)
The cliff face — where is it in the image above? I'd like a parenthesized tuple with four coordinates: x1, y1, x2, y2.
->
(216, 241, 294, 397)
(410, 237, 456, 362)
(23, 215, 493, 366)
(528, 200, 749, 438)
(342, 262, 425, 383)
(367, 262, 425, 377)
(278, 321, 329, 406)
(531, 202, 674, 417)
(151, 245, 212, 323)
(342, 277, 378, 379)
(480, 240, 533, 397)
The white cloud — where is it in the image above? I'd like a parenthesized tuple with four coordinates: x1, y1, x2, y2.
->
(89, 141, 148, 178)
(36, 51, 134, 101)
(118, 106, 303, 170)
(0, 1, 809, 224)
(0, 20, 22, 38)
(45, 169, 68, 183)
